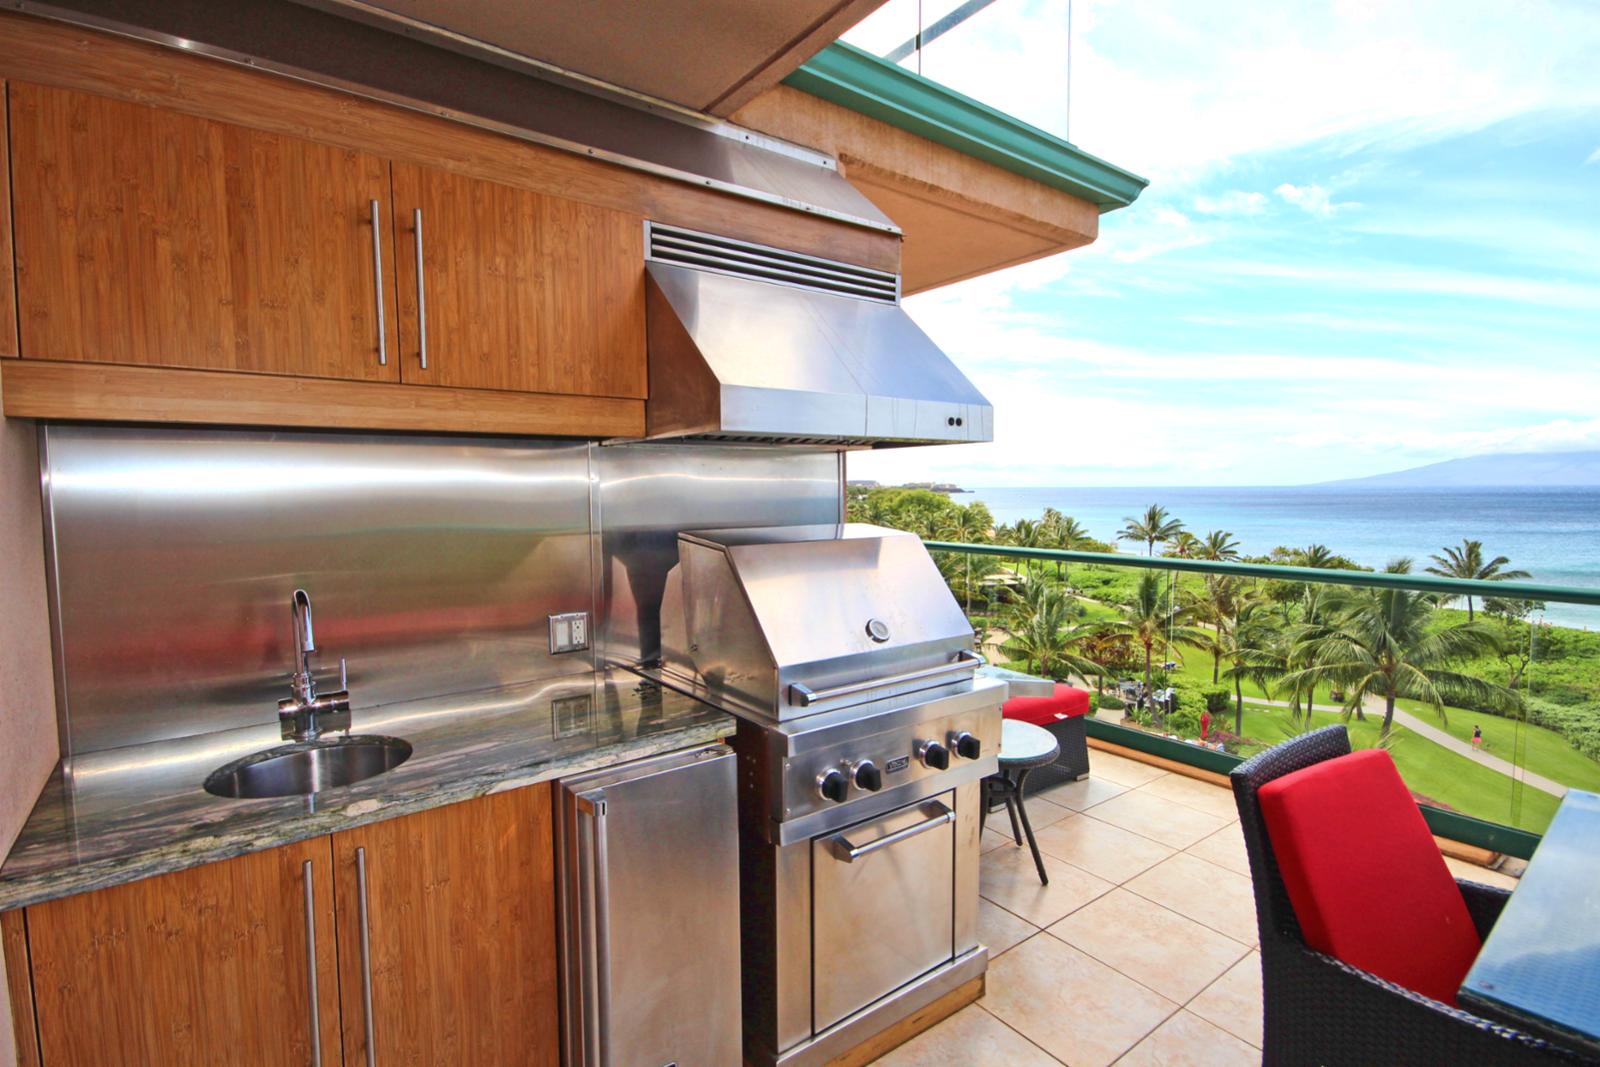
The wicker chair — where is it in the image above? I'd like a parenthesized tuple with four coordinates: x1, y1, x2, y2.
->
(1231, 724, 1597, 1066)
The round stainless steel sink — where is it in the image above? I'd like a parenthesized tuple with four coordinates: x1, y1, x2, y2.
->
(204, 735, 412, 799)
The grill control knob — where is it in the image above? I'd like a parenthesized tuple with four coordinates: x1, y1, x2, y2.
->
(918, 740, 950, 770)
(953, 732, 982, 760)
(853, 760, 883, 792)
(818, 769, 849, 803)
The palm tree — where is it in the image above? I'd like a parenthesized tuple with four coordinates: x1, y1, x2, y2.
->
(1042, 514, 1090, 582)
(1424, 539, 1531, 621)
(938, 506, 995, 613)
(1218, 593, 1282, 734)
(999, 580, 1101, 681)
(1164, 531, 1202, 558)
(1285, 559, 1516, 737)
(1099, 571, 1208, 694)
(1118, 505, 1184, 557)
(1199, 530, 1242, 562)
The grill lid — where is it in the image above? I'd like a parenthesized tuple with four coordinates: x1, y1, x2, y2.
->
(658, 524, 979, 720)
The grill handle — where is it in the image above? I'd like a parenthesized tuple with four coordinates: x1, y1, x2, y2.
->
(836, 804, 955, 862)
(788, 649, 982, 708)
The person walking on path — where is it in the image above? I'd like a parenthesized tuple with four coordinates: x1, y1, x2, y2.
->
(1472, 724, 1483, 751)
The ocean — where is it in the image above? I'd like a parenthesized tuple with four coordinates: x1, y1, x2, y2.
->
(944, 486, 1600, 630)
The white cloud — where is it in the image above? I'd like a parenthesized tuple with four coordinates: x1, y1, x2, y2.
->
(1585, 145, 1600, 165)
(1193, 190, 1268, 215)
(845, 0, 1600, 183)
(1273, 182, 1350, 216)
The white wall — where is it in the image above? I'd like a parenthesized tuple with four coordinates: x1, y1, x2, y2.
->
(0, 382, 60, 1065)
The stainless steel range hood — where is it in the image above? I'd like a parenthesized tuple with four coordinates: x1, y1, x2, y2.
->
(644, 227, 993, 447)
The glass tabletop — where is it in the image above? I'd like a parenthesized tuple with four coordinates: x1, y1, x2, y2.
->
(1459, 789, 1600, 1056)
(999, 719, 1060, 767)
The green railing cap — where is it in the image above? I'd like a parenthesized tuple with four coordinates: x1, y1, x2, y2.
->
(784, 41, 1148, 212)
(924, 540, 1600, 607)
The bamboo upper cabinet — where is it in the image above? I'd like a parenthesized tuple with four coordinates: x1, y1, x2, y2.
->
(330, 785, 561, 1067)
(390, 162, 647, 398)
(18, 837, 341, 1067)
(8, 83, 399, 381)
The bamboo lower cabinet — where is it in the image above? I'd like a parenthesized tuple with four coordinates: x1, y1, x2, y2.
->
(331, 786, 560, 1067)
(5, 784, 560, 1067)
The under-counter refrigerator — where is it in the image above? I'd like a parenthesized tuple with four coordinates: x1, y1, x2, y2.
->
(555, 742, 742, 1066)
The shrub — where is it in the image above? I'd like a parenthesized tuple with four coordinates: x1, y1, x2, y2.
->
(1201, 686, 1232, 714)
(1166, 690, 1204, 738)
(1522, 697, 1600, 763)
(1099, 694, 1126, 711)
(1088, 692, 1101, 713)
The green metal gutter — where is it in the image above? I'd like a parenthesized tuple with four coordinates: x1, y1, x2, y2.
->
(783, 41, 1148, 212)
(923, 541, 1600, 607)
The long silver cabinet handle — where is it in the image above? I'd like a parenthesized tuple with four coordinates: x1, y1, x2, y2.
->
(837, 805, 955, 862)
(575, 790, 612, 1067)
(789, 649, 983, 707)
(356, 847, 377, 1066)
(412, 207, 428, 370)
(301, 859, 323, 1067)
(369, 199, 387, 366)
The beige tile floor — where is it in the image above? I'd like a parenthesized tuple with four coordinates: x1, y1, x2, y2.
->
(873, 748, 1519, 1067)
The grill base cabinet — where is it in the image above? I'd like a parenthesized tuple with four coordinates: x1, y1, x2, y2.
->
(2, 784, 561, 1067)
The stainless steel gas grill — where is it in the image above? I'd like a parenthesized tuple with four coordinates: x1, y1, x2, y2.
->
(646, 523, 1005, 1067)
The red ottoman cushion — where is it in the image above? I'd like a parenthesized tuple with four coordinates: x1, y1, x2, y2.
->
(1259, 748, 1480, 1005)
(1003, 684, 1090, 726)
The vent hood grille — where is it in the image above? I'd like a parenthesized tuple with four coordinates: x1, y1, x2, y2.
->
(647, 223, 899, 304)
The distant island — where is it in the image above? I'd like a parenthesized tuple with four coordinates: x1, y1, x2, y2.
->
(1316, 450, 1600, 488)
(847, 480, 968, 494)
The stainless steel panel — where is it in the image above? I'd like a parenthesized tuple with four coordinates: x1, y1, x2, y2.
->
(952, 780, 981, 956)
(811, 794, 956, 1032)
(644, 264, 994, 446)
(660, 524, 977, 720)
(557, 744, 742, 1067)
(44, 426, 594, 753)
(593, 444, 842, 670)
(760, 948, 988, 1067)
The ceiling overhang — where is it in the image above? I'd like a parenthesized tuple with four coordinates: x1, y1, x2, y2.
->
(298, 0, 890, 116)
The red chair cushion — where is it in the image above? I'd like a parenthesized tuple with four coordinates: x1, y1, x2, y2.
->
(1003, 683, 1091, 726)
(1259, 748, 1480, 1005)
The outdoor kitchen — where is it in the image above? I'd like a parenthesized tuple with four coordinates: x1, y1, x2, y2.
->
(0, 0, 1125, 1061)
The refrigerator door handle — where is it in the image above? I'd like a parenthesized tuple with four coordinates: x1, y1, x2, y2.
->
(574, 789, 612, 1067)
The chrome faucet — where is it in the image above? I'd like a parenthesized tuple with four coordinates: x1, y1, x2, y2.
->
(278, 589, 351, 742)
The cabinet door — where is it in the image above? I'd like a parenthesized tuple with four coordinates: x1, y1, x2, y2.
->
(391, 162, 646, 398)
(9, 83, 399, 381)
(332, 784, 560, 1066)
(23, 838, 341, 1067)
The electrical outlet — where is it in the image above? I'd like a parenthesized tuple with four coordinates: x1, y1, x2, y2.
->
(547, 611, 590, 654)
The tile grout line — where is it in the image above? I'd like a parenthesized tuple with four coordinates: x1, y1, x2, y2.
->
(974, 1000, 1071, 1066)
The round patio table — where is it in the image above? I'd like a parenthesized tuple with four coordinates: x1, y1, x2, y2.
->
(983, 719, 1060, 885)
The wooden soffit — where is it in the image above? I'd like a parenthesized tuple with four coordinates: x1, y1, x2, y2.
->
(735, 85, 1104, 294)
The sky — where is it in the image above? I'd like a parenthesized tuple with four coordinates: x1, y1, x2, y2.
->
(840, 0, 1600, 487)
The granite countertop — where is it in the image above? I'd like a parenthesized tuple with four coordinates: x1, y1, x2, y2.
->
(0, 670, 733, 911)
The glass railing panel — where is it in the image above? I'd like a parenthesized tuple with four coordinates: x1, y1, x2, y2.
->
(914, 542, 1600, 840)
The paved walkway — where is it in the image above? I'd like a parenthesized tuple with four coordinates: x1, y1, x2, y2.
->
(1249, 697, 1567, 799)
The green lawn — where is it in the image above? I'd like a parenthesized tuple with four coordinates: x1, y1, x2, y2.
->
(1230, 704, 1559, 833)
(1394, 698, 1600, 792)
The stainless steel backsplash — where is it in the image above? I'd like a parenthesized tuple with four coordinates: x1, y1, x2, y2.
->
(41, 426, 841, 754)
